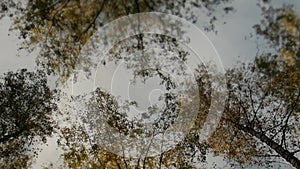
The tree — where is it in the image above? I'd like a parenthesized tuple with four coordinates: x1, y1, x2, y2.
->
(54, 69, 211, 168)
(55, 124, 209, 169)
(48, 33, 215, 168)
(0, 69, 59, 168)
(0, 0, 234, 83)
(2, 1, 300, 168)
(209, 5, 300, 168)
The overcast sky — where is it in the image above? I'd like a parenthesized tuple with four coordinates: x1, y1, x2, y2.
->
(0, 1, 299, 168)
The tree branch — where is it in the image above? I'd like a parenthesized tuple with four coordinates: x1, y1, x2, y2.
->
(236, 123, 300, 169)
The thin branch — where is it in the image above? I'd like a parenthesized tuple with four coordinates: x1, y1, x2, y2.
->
(280, 91, 300, 148)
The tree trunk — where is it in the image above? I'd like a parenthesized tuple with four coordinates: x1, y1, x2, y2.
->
(237, 124, 300, 169)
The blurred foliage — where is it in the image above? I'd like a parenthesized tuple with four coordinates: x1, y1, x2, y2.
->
(54, 124, 208, 169)
(209, 5, 300, 168)
(0, 69, 59, 168)
(0, 0, 233, 84)
(0, 1, 300, 169)
(52, 63, 212, 169)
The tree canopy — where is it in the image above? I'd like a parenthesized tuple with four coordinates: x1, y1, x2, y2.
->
(210, 4, 300, 168)
(0, 69, 59, 168)
(1, 0, 234, 83)
(0, 0, 299, 169)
